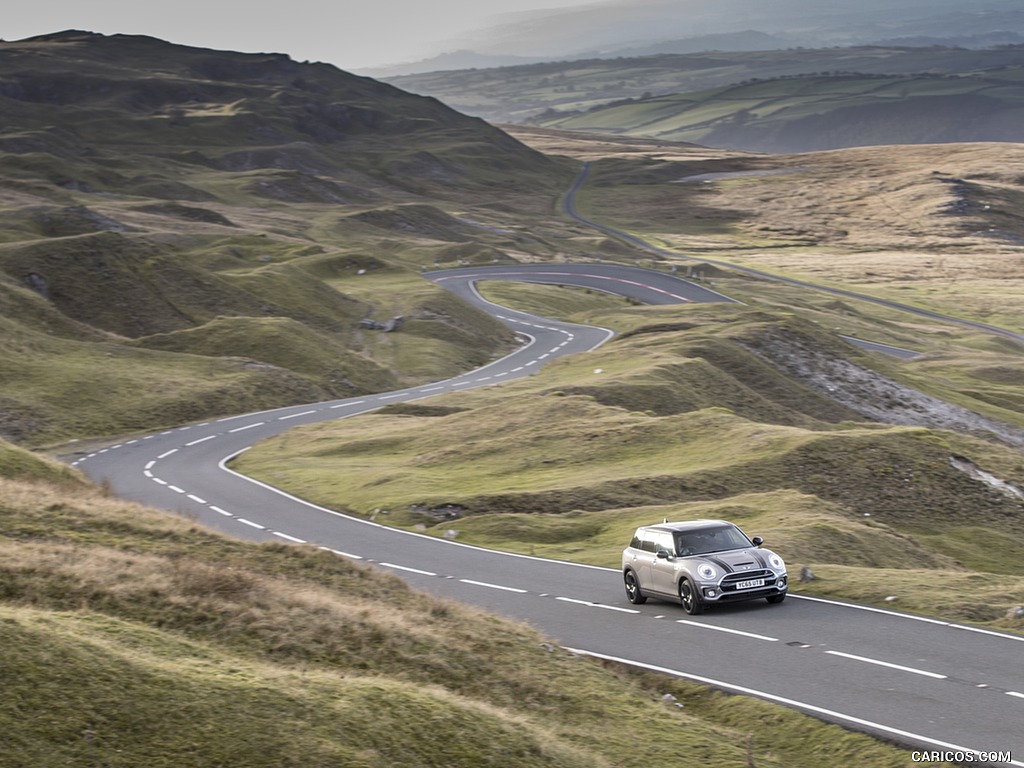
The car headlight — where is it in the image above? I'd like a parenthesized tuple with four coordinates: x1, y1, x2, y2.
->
(768, 553, 786, 572)
(697, 563, 718, 581)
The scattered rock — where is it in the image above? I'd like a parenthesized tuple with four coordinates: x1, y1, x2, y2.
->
(884, 595, 899, 602)
(443, 529, 460, 540)
(359, 316, 405, 332)
(798, 566, 815, 583)
(409, 503, 466, 521)
(1007, 606, 1024, 620)
(949, 455, 1024, 500)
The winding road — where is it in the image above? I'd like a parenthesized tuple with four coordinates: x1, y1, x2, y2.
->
(71, 265, 1022, 764)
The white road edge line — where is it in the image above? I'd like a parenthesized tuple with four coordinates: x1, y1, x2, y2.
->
(236, 518, 265, 530)
(1006, 691, 1024, 700)
(563, 647, 1024, 768)
(217, 451, 611, 571)
(676, 620, 778, 642)
(825, 650, 947, 679)
(791, 594, 1024, 642)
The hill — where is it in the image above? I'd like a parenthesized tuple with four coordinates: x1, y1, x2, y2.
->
(0, 31, 583, 446)
(372, 0, 1024, 75)
(385, 45, 1024, 134)
(534, 70, 1024, 153)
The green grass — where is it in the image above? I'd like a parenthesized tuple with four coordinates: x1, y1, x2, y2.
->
(0, 469, 934, 767)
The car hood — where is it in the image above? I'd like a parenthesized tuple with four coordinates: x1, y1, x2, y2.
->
(699, 548, 771, 573)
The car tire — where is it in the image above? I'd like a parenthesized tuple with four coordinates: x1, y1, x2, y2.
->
(679, 578, 703, 615)
(624, 570, 647, 605)
(767, 593, 786, 604)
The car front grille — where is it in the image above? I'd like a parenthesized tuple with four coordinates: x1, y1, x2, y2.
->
(720, 569, 776, 591)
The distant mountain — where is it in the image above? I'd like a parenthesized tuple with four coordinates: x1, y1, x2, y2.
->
(535, 70, 1024, 153)
(387, 45, 1024, 126)
(376, 0, 1024, 75)
(359, 50, 549, 79)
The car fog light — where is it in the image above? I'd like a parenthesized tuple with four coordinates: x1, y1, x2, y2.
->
(705, 589, 717, 598)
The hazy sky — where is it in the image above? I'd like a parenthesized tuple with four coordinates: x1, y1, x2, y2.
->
(4, 0, 605, 70)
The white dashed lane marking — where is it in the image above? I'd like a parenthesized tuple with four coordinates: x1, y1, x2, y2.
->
(380, 563, 437, 576)
(555, 596, 640, 615)
(278, 410, 317, 421)
(459, 579, 528, 594)
(229, 422, 265, 433)
(676, 619, 778, 642)
(825, 650, 947, 679)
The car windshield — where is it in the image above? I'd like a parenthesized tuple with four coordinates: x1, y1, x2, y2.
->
(674, 525, 751, 556)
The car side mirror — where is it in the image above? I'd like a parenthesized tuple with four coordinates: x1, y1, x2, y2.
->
(751, 536, 764, 547)
(656, 549, 671, 559)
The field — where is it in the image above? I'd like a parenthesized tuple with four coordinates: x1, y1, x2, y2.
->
(0, 444, 939, 767)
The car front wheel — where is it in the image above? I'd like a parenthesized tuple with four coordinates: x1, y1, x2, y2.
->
(624, 570, 647, 604)
(679, 578, 703, 615)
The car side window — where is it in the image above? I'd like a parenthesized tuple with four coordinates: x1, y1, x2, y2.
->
(655, 532, 676, 555)
(630, 531, 643, 549)
(640, 532, 658, 553)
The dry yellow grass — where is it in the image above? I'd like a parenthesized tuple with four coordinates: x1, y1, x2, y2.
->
(509, 127, 1024, 334)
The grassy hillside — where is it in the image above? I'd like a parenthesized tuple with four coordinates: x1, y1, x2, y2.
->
(534, 70, 1024, 152)
(235, 290, 1024, 627)
(386, 45, 1024, 131)
(0, 442, 932, 767)
(0, 31, 594, 446)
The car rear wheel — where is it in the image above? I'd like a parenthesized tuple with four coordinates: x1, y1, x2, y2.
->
(679, 578, 703, 615)
(624, 570, 647, 604)
(767, 593, 786, 604)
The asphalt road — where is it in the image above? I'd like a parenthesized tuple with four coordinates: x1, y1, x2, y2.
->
(72, 264, 1023, 765)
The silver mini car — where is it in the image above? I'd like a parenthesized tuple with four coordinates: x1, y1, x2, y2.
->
(622, 519, 787, 614)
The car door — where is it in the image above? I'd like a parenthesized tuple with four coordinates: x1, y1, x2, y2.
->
(649, 531, 680, 597)
(625, 530, 658, 594)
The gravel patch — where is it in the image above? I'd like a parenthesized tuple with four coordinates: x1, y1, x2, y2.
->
(742, 327, 1024, 449)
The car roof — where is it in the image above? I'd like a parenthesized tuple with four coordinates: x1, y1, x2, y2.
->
(640, 519, 734, 533)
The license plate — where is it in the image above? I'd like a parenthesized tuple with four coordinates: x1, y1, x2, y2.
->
(734, 578, 765, 590)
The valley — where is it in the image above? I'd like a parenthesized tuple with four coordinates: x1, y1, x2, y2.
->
(2, 29, 1023, 767)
